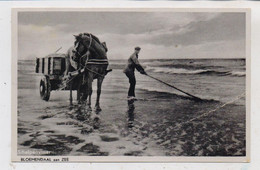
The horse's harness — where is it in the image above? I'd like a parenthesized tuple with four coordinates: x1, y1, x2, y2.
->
(59, 34, 109, 90)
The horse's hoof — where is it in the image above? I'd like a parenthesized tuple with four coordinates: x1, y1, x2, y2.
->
(93, 117, 100, 129)
(69, 105, 73, 110)
(94, 106, 102, 112)
(87, 106, 92, 112)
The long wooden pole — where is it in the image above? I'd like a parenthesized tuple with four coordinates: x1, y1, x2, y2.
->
(146, 74, 202, 101)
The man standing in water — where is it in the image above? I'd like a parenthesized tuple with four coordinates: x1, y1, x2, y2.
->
(123, 47, 147, 100)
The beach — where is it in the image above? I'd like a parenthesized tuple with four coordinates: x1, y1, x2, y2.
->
(17, 59, 246, 156)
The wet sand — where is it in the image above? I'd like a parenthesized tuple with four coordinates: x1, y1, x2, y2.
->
(17, 70, 246, 156)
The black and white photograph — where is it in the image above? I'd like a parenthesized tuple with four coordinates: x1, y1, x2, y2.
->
(12, 8, 250, 162)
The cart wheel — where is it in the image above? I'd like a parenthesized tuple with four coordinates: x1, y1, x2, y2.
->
(40, 76, 51, 101)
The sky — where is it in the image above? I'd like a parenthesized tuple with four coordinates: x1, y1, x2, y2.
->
(18, 11, 246, 60)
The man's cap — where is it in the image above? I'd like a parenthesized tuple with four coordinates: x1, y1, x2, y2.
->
(135, 46, 141, 51)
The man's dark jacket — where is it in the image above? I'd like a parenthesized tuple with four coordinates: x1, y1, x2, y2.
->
(123, 52, 145, 74)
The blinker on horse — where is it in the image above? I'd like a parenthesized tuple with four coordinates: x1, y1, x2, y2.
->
(65, 33, 111, 112)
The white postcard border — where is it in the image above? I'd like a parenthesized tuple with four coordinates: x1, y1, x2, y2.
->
(11, 7, 251, 163)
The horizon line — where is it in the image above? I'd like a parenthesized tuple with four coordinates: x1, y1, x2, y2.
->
(18, 57, 246, 61)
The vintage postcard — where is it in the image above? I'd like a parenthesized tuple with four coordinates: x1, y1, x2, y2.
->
(11, 8, 250, 162)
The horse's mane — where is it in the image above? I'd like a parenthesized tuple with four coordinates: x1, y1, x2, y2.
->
(75, 33, 101, 45)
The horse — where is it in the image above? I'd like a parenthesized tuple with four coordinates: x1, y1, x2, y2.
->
(65, 33, 110, 112)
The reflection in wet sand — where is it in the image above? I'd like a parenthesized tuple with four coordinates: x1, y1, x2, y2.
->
(127, 100, 135, 128)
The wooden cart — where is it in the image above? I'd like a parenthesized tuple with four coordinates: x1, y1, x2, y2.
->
(35, 53, 77, 101)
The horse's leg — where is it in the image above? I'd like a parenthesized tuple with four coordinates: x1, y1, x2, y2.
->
(86, 74, 93, 111)
(77, 78, 81, 104)
(95, 77, 103, 112)
(77, 87, 80, 103)
(69, 82, 73, 107)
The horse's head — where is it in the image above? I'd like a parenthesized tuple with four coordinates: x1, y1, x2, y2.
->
(72, 33, 93, 64)
(73, 33, 93, 54)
